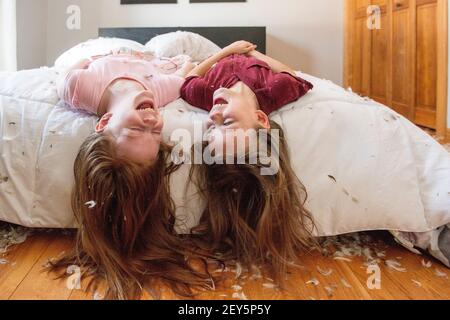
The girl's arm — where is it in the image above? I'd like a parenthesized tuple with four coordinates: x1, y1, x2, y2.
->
(186, 41, 257, 78)
(175, 60, 196, 78)
(247, 50, 297, 76)
(56, 58, 91, 99)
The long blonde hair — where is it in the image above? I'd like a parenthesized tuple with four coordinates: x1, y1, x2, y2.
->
(190, 121, 316, 283)
(48, 132, 212, 299)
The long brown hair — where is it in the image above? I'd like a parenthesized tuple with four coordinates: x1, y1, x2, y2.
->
(189, 121, 316, 283)
(47, 132, 212, 300)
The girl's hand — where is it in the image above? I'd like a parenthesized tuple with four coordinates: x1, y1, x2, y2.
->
(186, 41, 256, 78)
(175, 61, 197, 78)
(110, 47, 150, 59)
(223, 41, 257, 56)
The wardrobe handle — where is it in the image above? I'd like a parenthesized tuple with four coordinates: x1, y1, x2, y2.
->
(395, 0, 405, 9)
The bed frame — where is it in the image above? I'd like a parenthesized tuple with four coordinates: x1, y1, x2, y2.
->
(98, 27, 266, 53)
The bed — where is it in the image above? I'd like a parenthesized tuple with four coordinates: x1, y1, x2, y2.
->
(99, 27, 267, 53)
(0, 27, 449, 264)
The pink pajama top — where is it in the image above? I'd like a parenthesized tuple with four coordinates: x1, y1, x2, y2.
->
(60, 54, 185, 115)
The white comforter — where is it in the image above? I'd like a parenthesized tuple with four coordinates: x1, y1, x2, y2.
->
(0, 67, 449, 236)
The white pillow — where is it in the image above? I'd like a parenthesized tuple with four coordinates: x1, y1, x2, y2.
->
(54, 37, 146, 69)
(145, 31, 221, 62)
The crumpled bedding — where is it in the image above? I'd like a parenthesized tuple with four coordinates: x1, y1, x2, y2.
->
(0, 66, 449, 240)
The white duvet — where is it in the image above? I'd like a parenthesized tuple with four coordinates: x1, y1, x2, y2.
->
(0, 66, 449, 236)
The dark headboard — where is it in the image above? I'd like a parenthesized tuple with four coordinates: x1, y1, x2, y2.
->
(99, 27, 266, 54)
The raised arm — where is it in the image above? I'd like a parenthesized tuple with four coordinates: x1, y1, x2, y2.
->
(186, 41, 257, 78)
(247, 50, 297, 76)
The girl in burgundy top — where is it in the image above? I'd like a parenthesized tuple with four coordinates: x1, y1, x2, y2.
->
(181, 41, 312, 153)
(181, 41, 316, 285)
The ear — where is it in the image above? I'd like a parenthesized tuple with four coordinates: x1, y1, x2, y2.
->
(255, 110, 270, 129)
(95, 113, 113, 133)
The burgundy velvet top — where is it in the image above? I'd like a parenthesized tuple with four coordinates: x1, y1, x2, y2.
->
(180, 54, 313, 114)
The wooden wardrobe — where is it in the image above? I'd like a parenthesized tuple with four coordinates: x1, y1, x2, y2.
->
(344, 0, 448, 137)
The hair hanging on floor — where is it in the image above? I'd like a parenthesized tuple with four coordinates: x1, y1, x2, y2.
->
(47, 132, 213, 300)
(189, 120, 317, 283)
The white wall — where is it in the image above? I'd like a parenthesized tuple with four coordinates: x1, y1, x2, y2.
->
(46, 0, 344, 85)
(16, 0, 47, 70)
(0, 0, 17, 71)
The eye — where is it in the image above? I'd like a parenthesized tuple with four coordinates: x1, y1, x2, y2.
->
(205, 125, 215, 137)
(223, 120, 235, 127)
(206, 120, 215, 129)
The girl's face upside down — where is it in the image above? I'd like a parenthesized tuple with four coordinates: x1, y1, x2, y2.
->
(205, 82, 270, 155)
(95, 80, 164, 166)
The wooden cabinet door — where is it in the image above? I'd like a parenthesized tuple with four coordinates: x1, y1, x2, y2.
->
(391, 0, 415, 119)
(345, 0, 446, 131)
(370, 0, 390, 106)
(414, 0, 438, 128)
(346, 0, 372, 96)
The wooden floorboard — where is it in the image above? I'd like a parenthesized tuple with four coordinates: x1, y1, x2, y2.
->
(0, 230, 448, 300)
(0, 232, 54, 300)
(8, 232, 74, 300)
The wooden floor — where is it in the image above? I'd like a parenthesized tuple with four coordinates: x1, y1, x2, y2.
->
(0, 229, 449, 300)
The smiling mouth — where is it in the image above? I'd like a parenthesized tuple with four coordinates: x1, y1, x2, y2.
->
(213, 97, 228, 106)
(136, 100, 155, 111)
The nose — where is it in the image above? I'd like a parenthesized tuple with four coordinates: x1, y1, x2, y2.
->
(209, 108, 223, 125)
(143, 116, 158, 127)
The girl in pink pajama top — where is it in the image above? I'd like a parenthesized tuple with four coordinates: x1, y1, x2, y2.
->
(58, 51, 194, 166)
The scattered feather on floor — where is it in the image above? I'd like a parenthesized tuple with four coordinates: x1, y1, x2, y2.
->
(411, 279, 422, 287)
(306, 278, 320, 286)
(341, 278, 352, 288)
(262, 283, 277, 289)
(421, 260, 432, 268)
(250, 265, 262, 280)
(385, 260, 407, 272)
(231, 285, 242, 292)
(93, 292, 104, 300)
(322, 233, 383, 267)
(434, 268, 448, 278)
(232, 292, 248, 300)
(0, 224, 31, 254)
(324, 286, 334, 298)
(317, 266, 333, 276)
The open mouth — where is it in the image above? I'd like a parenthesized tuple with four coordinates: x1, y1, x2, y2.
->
(136, 100, 155, 111)
(213, 97, 228, 106)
